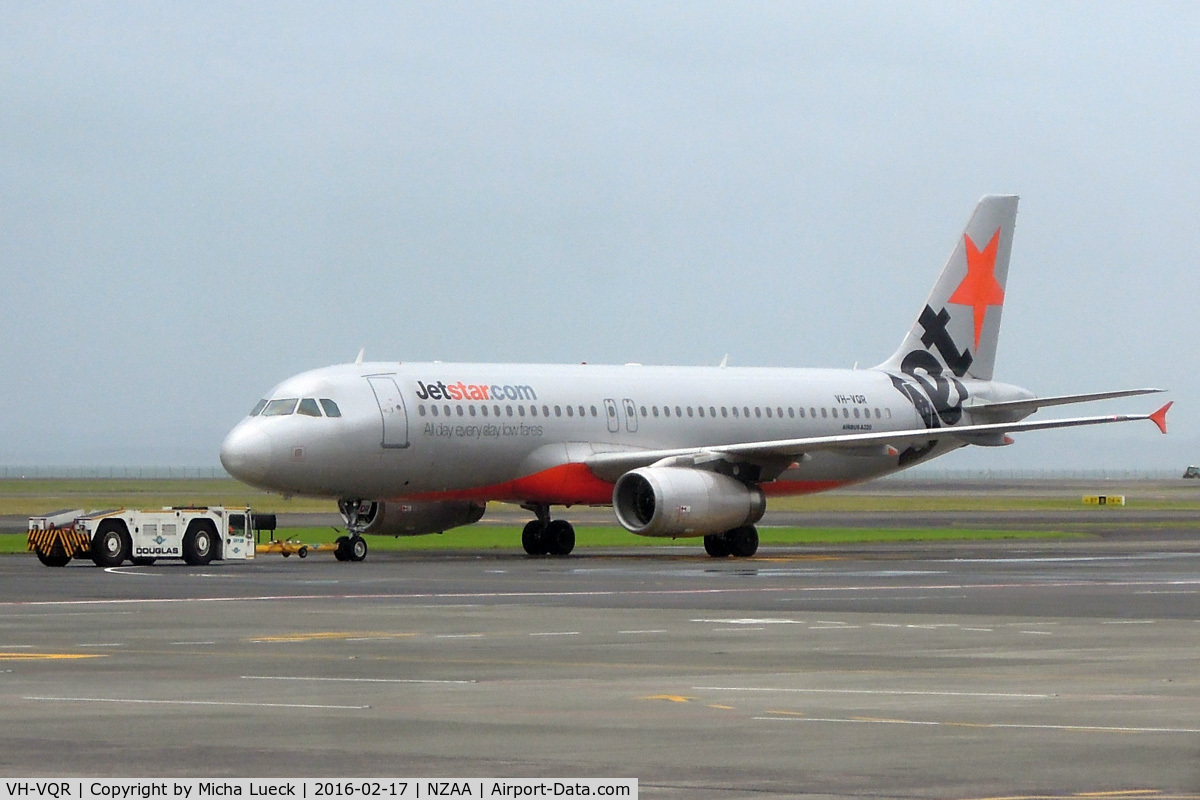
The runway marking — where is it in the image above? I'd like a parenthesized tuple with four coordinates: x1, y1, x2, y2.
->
(1020, 630, 1053, 636)
(0, 653, 105, 661)
(529, 631, 580, 637)
(961, 792, 1185, 800)
(755, 715, 1200, 734)
(435, 634, 485, 639)
(1101, 620, 1156, 625)
(5, 578, 1200, 609)
(243, 675, 476, 685)
(247, 632, 417, 643)
(25, 695, 369, 710)
(696, 687, 1056, 699)
(172, 641, 216, 645)
(77, 642, 123, 647)
(691, 618, 804, 624)
(618, 629, 668, 634)
(641, 695, 693, 703)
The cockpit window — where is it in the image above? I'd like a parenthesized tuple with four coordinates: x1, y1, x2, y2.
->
(297, 398, 322, 417)
(319, 398, 342, 418)
(249, 399, 267, 417)
(262, 398, 299, 416)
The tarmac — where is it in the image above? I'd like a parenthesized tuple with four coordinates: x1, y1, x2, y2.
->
(0, 494, 1198, 798)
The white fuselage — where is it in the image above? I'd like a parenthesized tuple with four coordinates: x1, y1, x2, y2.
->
(220, 361, 1020, 505)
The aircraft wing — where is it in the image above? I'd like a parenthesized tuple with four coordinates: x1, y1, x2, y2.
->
(584, 402, 1172, 481)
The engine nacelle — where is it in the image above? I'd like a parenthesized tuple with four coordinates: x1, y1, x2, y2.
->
(612, 467, 765, 538)
(339, 499, 486, 536)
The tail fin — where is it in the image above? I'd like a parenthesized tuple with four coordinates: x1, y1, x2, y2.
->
(876, 195, 1019, 381)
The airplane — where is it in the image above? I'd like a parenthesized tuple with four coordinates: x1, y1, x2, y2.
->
(220, 195, 1171, 561)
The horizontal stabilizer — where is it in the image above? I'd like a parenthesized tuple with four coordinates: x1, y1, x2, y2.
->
(967, 388, 1165, 417)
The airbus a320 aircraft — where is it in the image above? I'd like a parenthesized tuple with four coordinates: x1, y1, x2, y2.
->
(220, 195, 1170, 560)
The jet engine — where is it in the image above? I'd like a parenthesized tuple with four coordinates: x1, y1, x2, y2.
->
(612, 466, 765, 538)
(338, 499, 486, 536)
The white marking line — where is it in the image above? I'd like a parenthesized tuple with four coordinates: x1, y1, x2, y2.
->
(962, 627, 994, 632)
(696, 687, 1055, 699)
(692, 618, 804, 625)
(77, 643, 123, 648)
(754, 716, 1200, 735)
(434, 634, 484, 639)
(3, 579, 1200, 608)
(171, 641, 216, 646)
(1020, 631, 1053, 636)
(529, 631, 580, 637)
(25, 695, 369, 710)
(618, 630, 668, 634)
(714, 627, 765, 632)
(0, 645, 34, 649)
(1101, 620, 1156, 625)
(243, 675, 476, 685)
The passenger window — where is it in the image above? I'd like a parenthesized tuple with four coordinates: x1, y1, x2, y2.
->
(843, 408, 850, 418)
(591, 406, 598, 417)
(853, 407, 860, 418)
(518, 405, 525, 417)
(788, 407, 795, 419)
(675, 406, 682, 417)
(798, 408, 805, 418)
(687, 407, 694, 417)
(578, 406, 585, 417)
(555, 406, 562, 417)
(721, 407, 728, 418)
(250, 400, 267, 417)
(810, 407, 817, 418)
(297, 398, 321, 417)
(765, 407, 772, 419)
(820, 408, 828, 418)
(732, 407, 739, 418)
(640, 405, 648, 417)
(431, 405, 439, 417)
(482, 405, 489, 417)
(456, 405, 464, 417)
(755, 407, 762, 418)
(777, 407, 783, 418)
(567, 405, 574, 417)
(653, 406, 660, 417)
(698, 406, 705, 418)
(418, 405, 427, 417)
(506, 405, 513, 417)
(494, 404, 501, 417)
(262, 398, 298, 416)
(470, 405, 478, 417)
(319, 399, 342, 418)
(743, 407, 750, 418)
(885, 408, 892, 419)
(543, 405, 551, 417)
(664, 406, 671, 418)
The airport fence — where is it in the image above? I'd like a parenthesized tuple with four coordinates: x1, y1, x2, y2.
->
(0, 466, 230, 479)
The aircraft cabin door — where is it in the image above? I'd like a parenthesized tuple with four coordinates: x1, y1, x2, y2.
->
(367, 376, 410, 449)
(603, 399, 620, 433)
(623, 398, 638, 432)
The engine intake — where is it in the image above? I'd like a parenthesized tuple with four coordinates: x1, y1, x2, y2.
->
(338, 499, 486, 536)
(612, 466, 765, 538)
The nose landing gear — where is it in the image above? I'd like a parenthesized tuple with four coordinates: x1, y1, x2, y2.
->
(335, 499, 372, 562)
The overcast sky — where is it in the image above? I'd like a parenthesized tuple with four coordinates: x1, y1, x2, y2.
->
(2, 2, 1197, 472)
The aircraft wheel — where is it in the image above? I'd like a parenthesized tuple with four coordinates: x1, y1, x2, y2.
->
(703, 533, 731, 558)
(728, 525, 759, 558)
(36, 545, 71, 567)
(348, 535, 368, 562)
(522, 521, 549, 556)
(545, 520, 575, 556)
(334, 536, 350, 561)
(92, 521, 131, 567)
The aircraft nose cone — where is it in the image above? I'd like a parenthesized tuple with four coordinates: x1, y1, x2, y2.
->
(220, 425, 274, 484)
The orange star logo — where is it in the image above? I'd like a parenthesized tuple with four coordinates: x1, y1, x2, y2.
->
(948, 227, 1005, 350)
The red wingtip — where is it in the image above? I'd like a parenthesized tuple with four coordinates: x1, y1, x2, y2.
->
(1150, 401, 1173, 434)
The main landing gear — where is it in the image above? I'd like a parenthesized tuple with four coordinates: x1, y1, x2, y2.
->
(702, 525, 759, 558)
(520, 504, 575, 556)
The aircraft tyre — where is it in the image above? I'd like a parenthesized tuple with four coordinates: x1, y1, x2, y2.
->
(522, 520, 549, 555)
(334, 536, 350, 561)
(348, 535, 368, 562)
(545, 520, 575, 556)
(703, 533, 731, 558)
(92, 521, 130, 567)
(182, 522, 217, 566)
(36, 544, 71, 567)
(728, 525, 759, 558)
